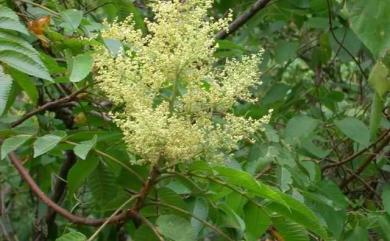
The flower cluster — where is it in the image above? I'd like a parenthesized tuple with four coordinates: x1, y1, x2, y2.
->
(94, 0, 271, 166)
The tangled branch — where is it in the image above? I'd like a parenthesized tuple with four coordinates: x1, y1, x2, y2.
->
(216, 0, 272, 39)
(7, 152, 160, 226)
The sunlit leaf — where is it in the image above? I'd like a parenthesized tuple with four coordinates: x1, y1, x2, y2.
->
(60, 9, 83, 35)
(69, 53, 93, 82)
(73, 135, 97, 160)
(334, 117, 370, 147)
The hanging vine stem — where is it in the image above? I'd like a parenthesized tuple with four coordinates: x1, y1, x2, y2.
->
(7, 152, 161, 227)
(7, 152, 137, 226)
(325, 0, 367, 79)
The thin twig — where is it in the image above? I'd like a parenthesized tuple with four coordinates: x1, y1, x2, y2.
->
(136, 213, 165, 241)
(344, 167, 381, 199)
(94, 149, 144, 182)
(11, 87, 89, 128)
(340, 131, 390, 188)
(87, 195, 139, 241)
(64, 140, 144, 183)
(84, 2, 114, 16)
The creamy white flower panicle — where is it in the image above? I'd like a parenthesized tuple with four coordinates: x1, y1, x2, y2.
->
(94, 0, 272, 166)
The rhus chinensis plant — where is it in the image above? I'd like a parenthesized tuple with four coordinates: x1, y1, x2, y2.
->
(94, 0, 272, 167)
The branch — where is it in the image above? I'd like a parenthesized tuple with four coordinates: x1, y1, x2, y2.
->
(216, 0, 272, 39)
(8, 152, 136, 226)
(130, 165, 160, 213)
(10, 87, 88, 128)
(340, 131, 390, 188)
(322, 129, 390, 170)
(344, 167, 381, 199)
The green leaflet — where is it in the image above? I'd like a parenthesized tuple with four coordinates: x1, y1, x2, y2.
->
(244, 202, 271, 241)
(347, 0, 390, 57)
(0, 66, 12, 115)
(213, 166, 327, 239)
(68, 154, 99, 195)
(368, 61, 390, 97)
(285, 115, 319, 144)
(33, 134, 63, 157)
(55, 231, 86, 241)
(60, 9, 83, 35)
(8, 68, 38, 104)
(0, 8, 52, 81)
(0, 7, 29, 35)
(334, 117, 370, 147)
(0, 50, 52, 81)
(89, 162, 118, 209)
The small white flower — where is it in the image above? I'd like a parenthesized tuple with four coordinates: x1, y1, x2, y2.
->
(94, 0, 271, 166)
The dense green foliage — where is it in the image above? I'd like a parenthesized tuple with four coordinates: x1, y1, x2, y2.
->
(0, 0, 389, 241)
